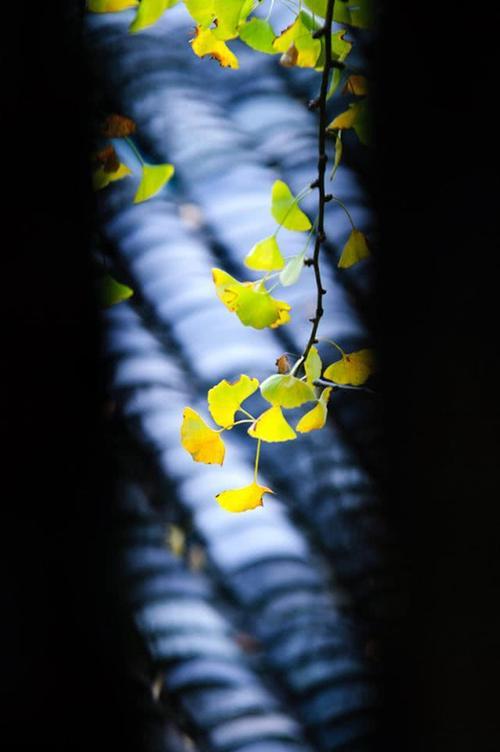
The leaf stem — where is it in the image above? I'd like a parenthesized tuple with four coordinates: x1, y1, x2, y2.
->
(125, 137, 145, 166)
(253, 439, 262, 482)
(314, 377, 376, 394)
(331, 194, 355, 229)
(301, 0, 336, 363)
(238, 407, 256, 420)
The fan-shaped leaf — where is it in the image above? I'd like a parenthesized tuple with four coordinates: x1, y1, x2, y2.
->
(245, 236, 285, 271)
(129, 0, 178, 32)
(216, 481, 273, 512)
(324, 348, 375, 385)
(184, 0, 215, 25)
(133, 163, 174, 203)
(93, 161, 131, 191)
(208, 375, 259, 428)
(273, 14, 321, 68)
(296, 387, 332, 433)
(260, 374, 316, 408)
(271, 180, 311, 231)
(279, 252, 305, 287)
(239, 18, 276, 53)
(212, 269, 291, 329)
(343, 74, 368, 95)
(180, 407, 225, 464)
(213, 0, 251, 40)
(338, 228, 370, 268)
(191, 27, 239, 68)
(248, 405, 297, 442)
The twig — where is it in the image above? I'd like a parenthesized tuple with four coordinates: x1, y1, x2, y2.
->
(314, 378, 377, 394)
(301, 0, 336, 363)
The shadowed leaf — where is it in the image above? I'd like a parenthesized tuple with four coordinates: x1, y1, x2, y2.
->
(338, 228, 370, 268)
(260, 374, 316, 408)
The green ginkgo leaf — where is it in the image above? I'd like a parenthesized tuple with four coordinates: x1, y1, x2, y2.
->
(271, 180, 311, 231)
(338, 229, 370, 268)
(245, 236, 285, 271)
(213, 0, 251, 40)
(87, 0, 138, 12)
(239, 18, 276, 53)
(97, 274, 134, 307)
(129, 0, 178, 32)
(334, 0, 374, 29)
(279, 252, 305, 287)
(304, 345, 322, 384)
(208, 374, 259, 428)
(133, 163, 174, 203)
(260, 373, 316, 408)
(184, 0, 215, 26)
(212, 269, 291, 329)
(273, 14, 321, 68)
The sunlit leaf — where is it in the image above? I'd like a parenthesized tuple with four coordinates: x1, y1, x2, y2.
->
(212, 269, 291, 329)
(343, 74, 368, 95)
(273, 14, 321, 68)
(305, 345, 322, 384)
(208, 374, 259, 428)
(296, 387, 332, 433)
(324, 348, 375, 385)
(97, 274, 134, 307)
(279, 252, 305, 287)
(248, 405, 297, 442)
(327, 100, 371, 144)
(245, 236, 284, 271)
(239, 18, 276, 53)
(133, 163, 174, 203)
(87, 0, 139, 12)
(338, 228, 370, 268)
(180, 407, 225, 464)
(191, 27, 239, 68)
(213, 0, 251, 40)
(100, 113, 137, 137)
(129, 0, 178, 32)
(334, 0, 374, 29)
(271, 180, 311, 231)
(216, 481, 273, 512)
(260, 373, 316, 408)
(327, 102, 361, 131)
(184, 0, 215, 25)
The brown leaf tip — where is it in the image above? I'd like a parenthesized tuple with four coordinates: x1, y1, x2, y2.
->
(101, 113, 137, 138)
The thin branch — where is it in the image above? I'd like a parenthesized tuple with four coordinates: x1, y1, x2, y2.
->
(301, 0, 336, 363)
(315, 378, 377, 394)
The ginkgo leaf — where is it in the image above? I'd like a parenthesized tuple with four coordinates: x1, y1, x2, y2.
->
(167, 524, 185, 557)
(324, 348, 375, 385)
(213, 0, 251, 40)
(245, 236, 284, 271)
(93, 162, 132, 191)
(273, 14, 321, 68)
(332, 30, 353, 63)
(87, 0, 139, 12)
(279, 252, 305, 287)
(302, 0, 327, 16)
(239, 18, 276, 54)
(190, 27, 239, 68)
(100, 113, 137, 137)
(248, 405, 296, 442)
(180, 407, 225, 464)
(271, 180, 311, 231)
(330, 130, 343, 181)
(334, 0, 374, 29)
(97, 274, 134, 307)
(184, 0, 215, 25)
(208, 374, 259, 428)
(343, 74, 368, 96)
(296, 387, 332, 433)
(327, 102, 362, 131)
(304, 346, 322, 384)
(129, 0, 178, 32)
(327, 101, 371, 144)
(216, 481, 273, 512)
(212, 269, 291, 329)
(338, 229, 370, 268)
(133, 163, 174, 203)
(260, 374, 316, 408)
(327, 67, 343, 99)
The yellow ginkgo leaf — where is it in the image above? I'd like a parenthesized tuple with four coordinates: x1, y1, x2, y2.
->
(260, 374, 316, 408)
(327, 102, 363, 131)
(271, 180, 311, 231)
(343, 74, 368, 96)
(216, 481, 273, 512)
(213, 0, 252, 40)
(180, 407, 225, 464)
(244, 236, 285, 271)
(323, 348, 375, 385)
(212, 269, 291, 329)
(208, 374, 259, 428)
(133, 163, 175, 203)
(129, 0, 178, 33)
(248, 405, 297, 442)
(304, 346, 322, 384)
(296, 387, 332, 433)
(190, 27, 239, 69)
(87, 0, 138, 12)
(273, 15, 321, 68)
(338, 229, 370, 269)
(92, 162, 132, 191)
